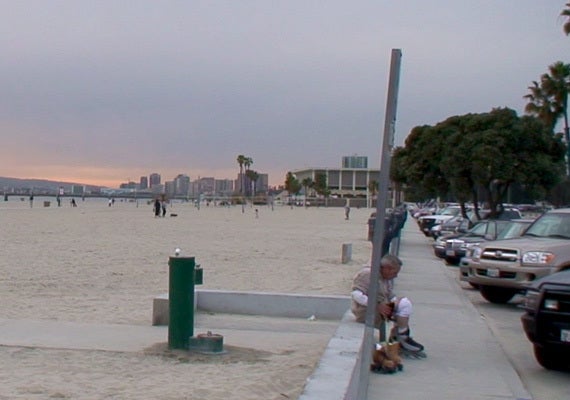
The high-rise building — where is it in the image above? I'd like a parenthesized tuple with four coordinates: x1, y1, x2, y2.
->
(149, 173, 161, 188)
(164, 181, 175, 196)
(256, 173, 269, 193)
(342, 155, 368, 169)
(215, 179, 234, 195)
(140, 176, 148, 190)
(173, 174, 190, 196)
(197, 177, 215, 195)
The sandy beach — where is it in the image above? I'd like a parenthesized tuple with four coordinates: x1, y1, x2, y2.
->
(0, 197, 374, 399)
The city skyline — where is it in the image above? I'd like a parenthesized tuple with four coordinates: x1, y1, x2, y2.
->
(0, 2, 568, 187)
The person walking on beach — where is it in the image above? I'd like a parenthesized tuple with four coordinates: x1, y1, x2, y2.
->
(351, 254, 424, 355)
(29, 194, 34, 208)
(161, 201, 167, 217)
(345, 205, 350, 220)
(153, 198, 161, 217)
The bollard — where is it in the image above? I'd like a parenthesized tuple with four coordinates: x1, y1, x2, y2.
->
(341, 243, 352, 264)
(168, 256, 203, 349)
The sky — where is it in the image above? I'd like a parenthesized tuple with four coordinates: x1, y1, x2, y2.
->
(0, 1, 569, 188)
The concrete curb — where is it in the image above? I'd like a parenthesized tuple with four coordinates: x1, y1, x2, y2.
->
(153, 289, 351, 325)
(298, 310, 364, 400)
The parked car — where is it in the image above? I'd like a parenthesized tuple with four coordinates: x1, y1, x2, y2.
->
(417, 206, 463, 237)
(465, 208, 570, 304)
(458, 219, 534, 286)
(520, 269, 570, 370)
(443, 220, 513, 266)
(432, 207, 522, 239)
(433, 218, 502, 261)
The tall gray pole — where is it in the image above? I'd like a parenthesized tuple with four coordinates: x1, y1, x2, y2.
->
(356, 48, 402, 399)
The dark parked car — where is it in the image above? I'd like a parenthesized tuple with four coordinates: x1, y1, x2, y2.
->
(521, 269, 570, 371)
(443, 220, 512, 265)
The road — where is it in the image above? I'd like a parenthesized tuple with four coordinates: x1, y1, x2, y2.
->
(449, 270, 570, 400)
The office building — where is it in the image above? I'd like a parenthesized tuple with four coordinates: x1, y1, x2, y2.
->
(342, 155, 368, 169)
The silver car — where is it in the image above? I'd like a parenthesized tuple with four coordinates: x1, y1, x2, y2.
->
(466, 209, 570, 304)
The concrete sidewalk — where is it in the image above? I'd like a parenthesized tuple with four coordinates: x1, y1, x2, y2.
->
(367, 220, 531, 400)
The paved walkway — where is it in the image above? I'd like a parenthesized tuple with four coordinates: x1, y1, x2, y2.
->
(367, 220, 531, 400)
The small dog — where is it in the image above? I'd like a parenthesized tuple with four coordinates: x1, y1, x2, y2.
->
(370, 341, 404, 374)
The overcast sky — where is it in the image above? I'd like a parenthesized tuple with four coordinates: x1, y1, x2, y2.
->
(0, 1, 568, 188)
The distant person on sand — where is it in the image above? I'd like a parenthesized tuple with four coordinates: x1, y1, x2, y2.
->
(29, 194, 34, 208)
(153, 199, 161, 217)
(70, 198, 77, 207)
(345, 205, 350, 220)
(161, 201, 167, 217)
(255, 208, 259, 218)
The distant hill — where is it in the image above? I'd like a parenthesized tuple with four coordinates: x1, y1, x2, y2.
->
(0, 176, 104, 192)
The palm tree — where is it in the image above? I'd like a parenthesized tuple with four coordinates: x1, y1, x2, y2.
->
(236, 154, 246, 194)
(524, 61, 570, 176)
(285, 172, 301, 208)
(561, 3, 570, 35)
(245, 169, 259, 201)
(524, 81, 557, 131)
(301, 177, 314, 207)
(244, 157, 253, 196)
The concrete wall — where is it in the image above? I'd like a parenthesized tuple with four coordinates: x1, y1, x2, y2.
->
(153, 289, 350, 325)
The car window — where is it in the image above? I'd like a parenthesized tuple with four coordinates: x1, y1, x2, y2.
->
(525, 213, 570, 238)
(497, 221, 531, 239)
(469, 222, 487, 235)
(440, 207, 461, 216)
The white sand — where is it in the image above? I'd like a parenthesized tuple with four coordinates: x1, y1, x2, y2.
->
(0, 198, 374, 399)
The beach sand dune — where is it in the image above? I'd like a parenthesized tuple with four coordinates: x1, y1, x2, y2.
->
(0, 199, 374, 399)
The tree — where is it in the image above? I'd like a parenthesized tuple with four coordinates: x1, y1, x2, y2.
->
(524, 81, 558, 131)
(313, 173, 331, 207)
(524, 61, 570, 176)
(245, 169, 259, 200)
(391, 108, 566, 216)
(561, 3, 570, 36)
(301, 177, 314, 207)
(284, 172, 301, 208)
(236, 154, 246, 195)
(243, 157, 253, 195)
(391, 125, 451, 202)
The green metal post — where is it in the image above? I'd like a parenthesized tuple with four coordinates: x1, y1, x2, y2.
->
(168, 256, 198, 349)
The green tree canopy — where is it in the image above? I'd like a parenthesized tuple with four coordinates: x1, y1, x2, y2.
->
(391, 108, 565, 216)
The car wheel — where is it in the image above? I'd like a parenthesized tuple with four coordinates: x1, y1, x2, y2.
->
(444, 257, 460, 266)
(533, 344, 570, 371)
(479, 285, 516, 304)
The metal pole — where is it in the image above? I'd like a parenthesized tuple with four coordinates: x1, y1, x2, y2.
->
(356, 48, 402, 400)
(564, 123, 570, 176)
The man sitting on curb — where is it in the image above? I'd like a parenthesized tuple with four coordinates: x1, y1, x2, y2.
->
(350, 254, 424, 355)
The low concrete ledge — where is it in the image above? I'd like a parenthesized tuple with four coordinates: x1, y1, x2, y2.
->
(152, 289, 350, 325)
(298, 310, 364, 400)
